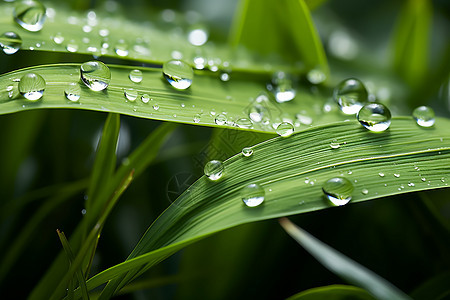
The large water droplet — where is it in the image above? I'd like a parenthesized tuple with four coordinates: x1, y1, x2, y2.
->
(80, 61, 111, 91)
(215, 114, 227, 125)
(124, 88, 137, 101)
(204, 160, 224, 181)
(322, 177, 354, 206)
(276, 122, 294, 137)
(333, 78, 368, 114)
(18, 72, 45, 100)
(242, 147, 253, 157)
(0, 32, 22, 54)
(129, 69, 143, 83)
(241, 183, 265, 207)
(13, 0, 46, 32)
(162, 60, 193, 90)
(64, 82, 81, 102)
(413, 106, 435, 127)
(357, 103, 391, 132)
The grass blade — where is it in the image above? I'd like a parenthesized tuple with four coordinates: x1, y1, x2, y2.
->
(279, 218, 411, 300)
(286, 284, 376, 300)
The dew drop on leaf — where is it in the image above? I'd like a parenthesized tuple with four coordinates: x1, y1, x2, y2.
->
(114, 40, 129, 56)
(0, 32, 22, 54)
(276, 122, 294, 137)
(64, 82, 81, 102)
(236, 118, 253, 129)
(241, 183, 265, 207)
(271, 71, 295, 103)
(361, 188, 369, 195)
(141, 93, 150, 103)
(330, 139, 340, 149)
(52, 33, 64, 44)
(124, 88, 138, 101)
(306, 68, 326, 84)
(204, 160, 224, 181)
(242, 147, 253, 157)
(162, 59, 193, 90)
(322, 177, 354, 206)
(333, 78, 368, 114)
(80, 61, 111, 91)
(215, 114, 227, 125)
(13, 0, 47, 32)
(18, 72, 45, 101)
(129, 69, 143, 83)
(193, 114, 201, 123)
(413, 106, 435, 127)
(357, 103, 391, 132)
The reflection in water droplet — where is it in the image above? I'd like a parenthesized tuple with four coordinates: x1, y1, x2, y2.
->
(242, 147, 253, 157)
(357, 103, 391, 132)
(204, 160, 224, 181)
(0, 32, 22, 54)
(129, 69, 143, 83)
(124, 88, 137, 101)
(162, 60, 194, 90)
(64, 82, 81, 102)
(322, 177, 354, 206)
(333, 78, 368, 114)
(18, 72, 45, 100)
(241, 183, 265, 207)
(13, 0, 46, 32)
(413, 106, 435, 127)
(80, 61, 111, 91)
(215, 114, 227, 125)
(276, 122, 294, 137)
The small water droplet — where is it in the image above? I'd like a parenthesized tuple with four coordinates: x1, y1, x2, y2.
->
(81, 208, 87, 215)
(236, 118, 253, 129)
(394, 173, 400, 178)
(441, 177, 446, 183)
(18, 72, 45, 100)
(421, 177, 426, 182)
(357, 103, 391, 132)
(347, 170, 353, 175)
(306, 68, 326, 84)
(333, 78, 368, 114)
(80, 61, 111, 91)
(66, 41, 78, 52)
(13, 0, 47, 32)
(141, 93, 150, 103)
(322, 177, 354, 206)
(408, 182, 415, 187)
(248, 103, 269, 123)
(215, 114, 227, 125)
(64, 82, 81, 102)
(276, 122, 294, 137)
(162, 60, 193, 90)
(52, 32, 64, 44)
(220, 72, 230, 82)
(0, 32, 22, 54)
(153, 103, 160, 111)
(241, 183, 265, 207)
(361, 188, 369, 195)
(413, 106, 435, 127)
(124, 88, 137, 101)
(188, 28, 208, 46)
(114, 40, 129, 56)
(129, 69, 143, 83)
(379, 172, 385, 177)
(204, 160, 224, 181)
(271, 71, 295, 103)
(193, 113, 201, 123)
(330, 139, 340, 149)
(242, 147, 253, 157)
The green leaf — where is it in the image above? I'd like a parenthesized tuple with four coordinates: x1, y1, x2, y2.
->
(71, 117, 449, 297)
(391, 0, 432, 86)
(279, 218, 411, 300)
(230, 0, 329, 75)
(286, 284, 376, 300)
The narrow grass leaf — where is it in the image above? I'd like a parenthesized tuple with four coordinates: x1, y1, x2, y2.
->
(286, 284, 376, 300)
(279, 218, 411, 300)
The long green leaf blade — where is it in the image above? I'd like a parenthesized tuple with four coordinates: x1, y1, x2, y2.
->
(286, 284, 376, 300)
(279, 218, 411, 300)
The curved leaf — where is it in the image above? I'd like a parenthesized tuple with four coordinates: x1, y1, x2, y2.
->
(72, 117, 450, 297)
(286, 284, 376, 300)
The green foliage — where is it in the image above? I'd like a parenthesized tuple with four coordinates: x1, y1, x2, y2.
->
(0, 0, 449, 299)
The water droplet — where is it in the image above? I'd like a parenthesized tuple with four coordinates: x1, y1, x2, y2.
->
(236, 118, 253, 129)
(241, 183, 265, 207)
(162, 60, 193, 90)
(0, 32, 22, 54)
(81, 208, 87, 215)
(306, 68, 326, 84)
(188, 28, 208, 46)
(421, 177, 426, 182)
(129, 69, 143, 83)
(242, 147, 253, 157)
(330, 140, 340, 149)
(64, 82, 81, 102)
(66, 41, 78, 52)
(408, 182, 415, 187)
(271, 71, 295, 103)
(357, 103, 391, 132)
(153, 103, 160, 111)
(141, 93, 150, 103)
(52, 32, 64, 44)
(394, 173, 400, 178)
(193, 114, 201, 123)
(215, 114, 227, 125)
(114, 40, 129, 56)
(204, 160, 224, 181)
(361, 188, 369, 195)
(220, 72, 230, 82)
(333, 78, 368, 114)
(413, 106, 435, 127)
(18, 72, 45, 100)
(322, 177, 354, 206)
(13, 0, 46, 32)
(248, 103, 269, 123)
(124, 88, 137, 101)
(379, 172, 385, 177)
(80, 61, 111, 91)
(276, 122, 294, 137)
